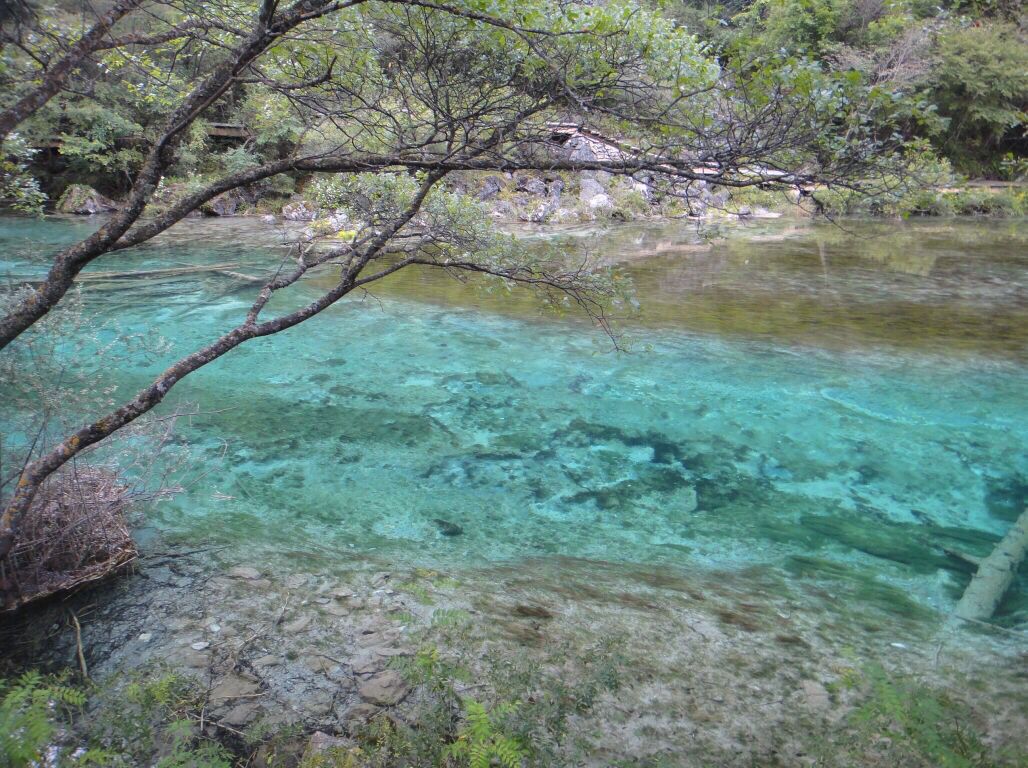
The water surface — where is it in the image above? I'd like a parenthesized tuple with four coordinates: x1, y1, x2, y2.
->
(1, 215, 1025, 624)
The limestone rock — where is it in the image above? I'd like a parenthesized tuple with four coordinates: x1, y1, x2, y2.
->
(56, 185, 117, 215)
(358, 670, 409, 706)
(587, 193, 614, 210)
(578, 177, 606, 203)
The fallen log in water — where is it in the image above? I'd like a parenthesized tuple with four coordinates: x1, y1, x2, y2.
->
(74, 262, 246, 281)
(954, 508, 1028, 623)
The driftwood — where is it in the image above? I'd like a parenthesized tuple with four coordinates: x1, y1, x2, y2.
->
(954, 508, 1028, 622)
(1, 466, 136, 613)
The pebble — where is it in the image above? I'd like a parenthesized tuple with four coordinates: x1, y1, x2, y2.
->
(208, 623, 222, 633)
(138, 632, 152, 642)
(358, 670, 409, 706)
(191, 641, 210, 650)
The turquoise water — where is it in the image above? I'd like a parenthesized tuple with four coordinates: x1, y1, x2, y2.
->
(1, 215, 1026, 621)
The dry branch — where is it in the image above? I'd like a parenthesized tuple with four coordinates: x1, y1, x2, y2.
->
(1, 466, 135, 613)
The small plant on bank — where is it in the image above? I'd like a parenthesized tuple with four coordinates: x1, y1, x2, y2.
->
(0, 671, 84, 767)
(445, 699, 528, 768)
(813, 665, 1027, 768)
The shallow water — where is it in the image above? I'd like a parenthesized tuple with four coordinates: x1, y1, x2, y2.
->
(1, 214, 1026, 625)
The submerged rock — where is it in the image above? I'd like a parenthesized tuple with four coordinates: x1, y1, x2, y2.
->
(358, 670, 409, 706)
(434, 518, 464, 537)
(513, 603, 554, 619)
(228, 565, 262, 579)
(56, 184, 117, 214)
(283, 615, 312, 633)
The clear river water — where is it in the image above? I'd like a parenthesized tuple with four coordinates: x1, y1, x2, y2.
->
(1, 214, 1026, 627)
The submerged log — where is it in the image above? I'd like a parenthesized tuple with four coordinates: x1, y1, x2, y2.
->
(954, 508, 1028, 622)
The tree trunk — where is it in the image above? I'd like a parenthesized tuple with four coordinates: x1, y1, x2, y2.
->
(954, 508, 1028, 622)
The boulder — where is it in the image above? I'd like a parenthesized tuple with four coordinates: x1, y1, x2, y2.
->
(516, 176, 547, 196)
(358, 670, 409, 706)
(201, 190, 241, 216)
(478, 175, 504, 201)
(281, 200, 319, 221)
(578, 177, 606, 203)
(587, 193, 614, 210)
(490, 200, 517, 219)
(56, 185, 117, 215)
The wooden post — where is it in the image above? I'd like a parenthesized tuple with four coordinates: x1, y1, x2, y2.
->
(954, 508, 1028, 623)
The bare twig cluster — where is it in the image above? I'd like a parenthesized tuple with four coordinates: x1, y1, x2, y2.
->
(1, 465, 135, 612)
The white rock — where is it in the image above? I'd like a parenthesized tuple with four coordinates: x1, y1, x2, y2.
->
(191, 641, 210, 650)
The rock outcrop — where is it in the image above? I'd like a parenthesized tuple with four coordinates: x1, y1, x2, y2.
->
(56, 185, 118, 215)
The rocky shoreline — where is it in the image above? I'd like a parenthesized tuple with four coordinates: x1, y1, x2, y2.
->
(5, 536, 1025, 766)
(54, 169, 786, 226)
